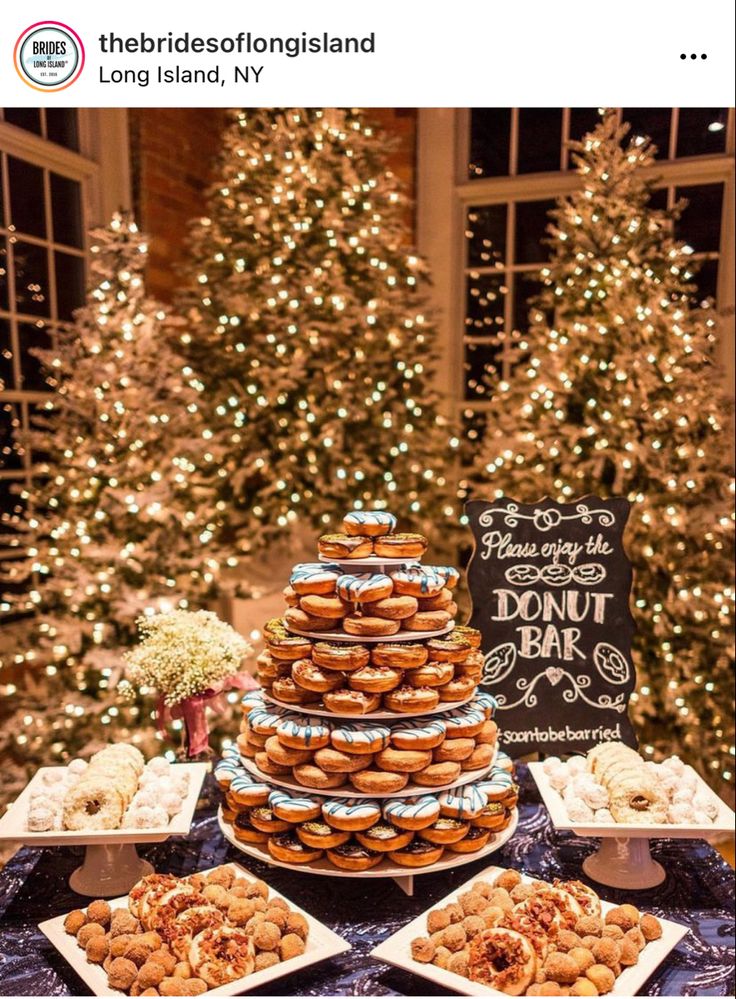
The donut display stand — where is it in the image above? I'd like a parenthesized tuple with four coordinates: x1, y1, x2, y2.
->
(219, 805, 518, 896)
(226, 513, 517, 897)
(529, 761, 736, 889)
(0, 763, 208, 896)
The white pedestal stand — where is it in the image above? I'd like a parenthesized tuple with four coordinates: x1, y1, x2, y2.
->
(69, 843, 155, 897)
(582, 836, 665, 889)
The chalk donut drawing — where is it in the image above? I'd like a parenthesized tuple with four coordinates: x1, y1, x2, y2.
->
(478, 501, 615, 531)
(482, 642, 517, 685)
(571, 562, 606, 586)
(539, 563, 572, 586)
(492, 668, 628, 713)
(593, 642, 631, 685)
(504, 564, 540, 585)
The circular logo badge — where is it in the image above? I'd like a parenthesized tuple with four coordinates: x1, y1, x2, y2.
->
(14, 21, 84, 91)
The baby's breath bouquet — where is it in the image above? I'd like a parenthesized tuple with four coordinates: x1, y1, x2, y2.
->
(124, 610, 256, 755)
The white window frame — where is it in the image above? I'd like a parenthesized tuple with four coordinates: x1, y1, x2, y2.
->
(0, 109, 131, 556)
(418, 108, 736, 421)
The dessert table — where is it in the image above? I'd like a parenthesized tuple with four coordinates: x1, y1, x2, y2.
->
(0, 766, 733, 997)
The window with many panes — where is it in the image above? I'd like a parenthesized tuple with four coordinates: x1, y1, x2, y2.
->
(418, 108, 735, 453)
(0, 109, 99, 589)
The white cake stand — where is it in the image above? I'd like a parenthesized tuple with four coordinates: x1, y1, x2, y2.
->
(0, 763, 208, 897)
(529, 761, 736, 889)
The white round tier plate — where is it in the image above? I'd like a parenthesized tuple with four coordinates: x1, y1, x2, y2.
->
(261, 689, 475, 720)
(241, 753, 497, 799)
(317, 554, 420, 568)
(219, 805, 518, 879)
(285, 622, 455, 643)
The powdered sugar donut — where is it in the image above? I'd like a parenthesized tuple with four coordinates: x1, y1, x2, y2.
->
(567, 800, 595, 823)
(27, 804, 57, 831)
(692, 792, 719, 820)
(567, 756, 587, 775)
(662, 755, 685, 776)
(343, 509, 397, 536)
(147, 757, 171, 777)
(390, 564, 446, 597)
(668, 802, 694, 824)
(42, 769, 66, 786)
(162, 792, 184, 816)
(580, 782, 609, 811)
(542, 756, 562, 776)
(692, 809, 713, 825)
(67, 759, 88, 777)
(383, 795, 440, 830)
(290, 562, 342, 595)
(336, 572, 393, 603)
(548, 767, 569, 793)
(594, 808, 614, 822)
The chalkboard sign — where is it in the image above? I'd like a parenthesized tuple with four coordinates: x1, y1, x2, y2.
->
(466, 496, 637, 757)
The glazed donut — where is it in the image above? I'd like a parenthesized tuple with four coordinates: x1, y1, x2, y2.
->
(472, 801, 508, 830)
(291, 659, 345, 693)
(406, 661, 455, 688)
(433, 737, 475, 762)
(271, 677, 317, 705)
(390, 718, 447, 751)
(228, 773, 271, 807)
(312, 641, 370, 672)
(348, 665, 403, 693)
(267, 634, 313, 661)
(412, 761, 462, 787)
(383, 685, 440, 713)
(331, 722, 391, 755)
(375, 747, 432, 773)
(390, 564, 445, 597)
(276, 715, 330, 750)
(444, 705, 486, 738)
(462, 744, 495, 770)
(232, 812, 270, 844)
(343, 615, 400, 637)
(438, 675, 476, 701)
(282, 585, 299, 607)
(349, 769, 408, 794)
(322, 689, 382, 714)
(454, 649, 485, 676)
(326, 842, 383, 871)
(284, 606, 336, 632)
(427, 636, 472, 663)
(248, 705, 295, 737)
(383, 794, 440, 831)
(438, 783, 488, 818)
(318, 534, 373, 559)
(371, 642, 428, 669)
(363, 595, 418, 620)
(477, 768, 515, 802)
(336, 572, 393, 603)
(374, 533, 427, 559)
(296, 820, 350, 850)
(299, 594, 349, 619)
(189, 925, 255, 986)
(468, 927, 537, 993)
(448, 826, 491, 853)
(248, 805, 294, 833)
(418, 816, 470, 844)
(455, 662, 482, 684)
(268, 789, 323, 823)
(62, 779, 125, 831)
(388, 840, 444, 867)
(268, 831, 323, 864)
(254, 752, 292, 777)
(417, 588, 454, 611)
(404, 610, 453, 632)
(313, 747, 373, 774)
(292, 764, 347, 790)
(290, 562, 342, 595)
(264, 736, 313, 767)
(451, 624, 481, 647)
(343, 509, 397, 537)
(322, 797, 382, 831)
(355, 822, 414, 852)
(472, 692, 499, 719)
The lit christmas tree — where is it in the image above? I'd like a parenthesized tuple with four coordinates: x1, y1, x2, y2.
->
(0, 213, 237, 788)
(179, 108, 459, 552)
(472, 112, 735, 791)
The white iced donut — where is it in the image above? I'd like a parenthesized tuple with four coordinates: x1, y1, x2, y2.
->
(248, 706, 295, 737)
(443, 704, 486, 736)
(290, 562, 342, 592)
(268, 789, 323, 823)
(472, 692, 499, 719)
(433, 566, 460, 589)
(390, 718, 447, 750)
(438, 783, 488, 819)
(322, 797, 381, 830)
(336, 572, 393, 603)
(390, 564, 446, 597)
(343, 510, 397, 536)
(477, 769, 514, 802)
(330, 722, 391, 754)
(240, 690, 265, 711)
(383, 795, 440, 827)
(276, 715, 330, 750)
(494, 750, 514, 773)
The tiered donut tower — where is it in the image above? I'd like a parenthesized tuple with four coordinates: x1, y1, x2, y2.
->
(217, 509, 518, 894)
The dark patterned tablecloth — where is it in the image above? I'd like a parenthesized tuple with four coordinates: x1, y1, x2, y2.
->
(0, 766, 733, 997)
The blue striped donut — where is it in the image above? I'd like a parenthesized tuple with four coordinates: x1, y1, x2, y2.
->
(336, 572, 393, 603)
(383, 795, 440, 825)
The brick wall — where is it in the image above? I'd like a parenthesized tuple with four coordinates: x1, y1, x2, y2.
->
(128, 108, 418, 301)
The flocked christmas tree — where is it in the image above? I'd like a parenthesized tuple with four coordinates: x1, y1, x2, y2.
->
(179, 108, 459, 553)
(473, 112, 735, 792)
(0, 213, 237, 789)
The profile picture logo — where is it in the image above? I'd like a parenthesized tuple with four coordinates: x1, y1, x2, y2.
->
(14, 21, 84, 91)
